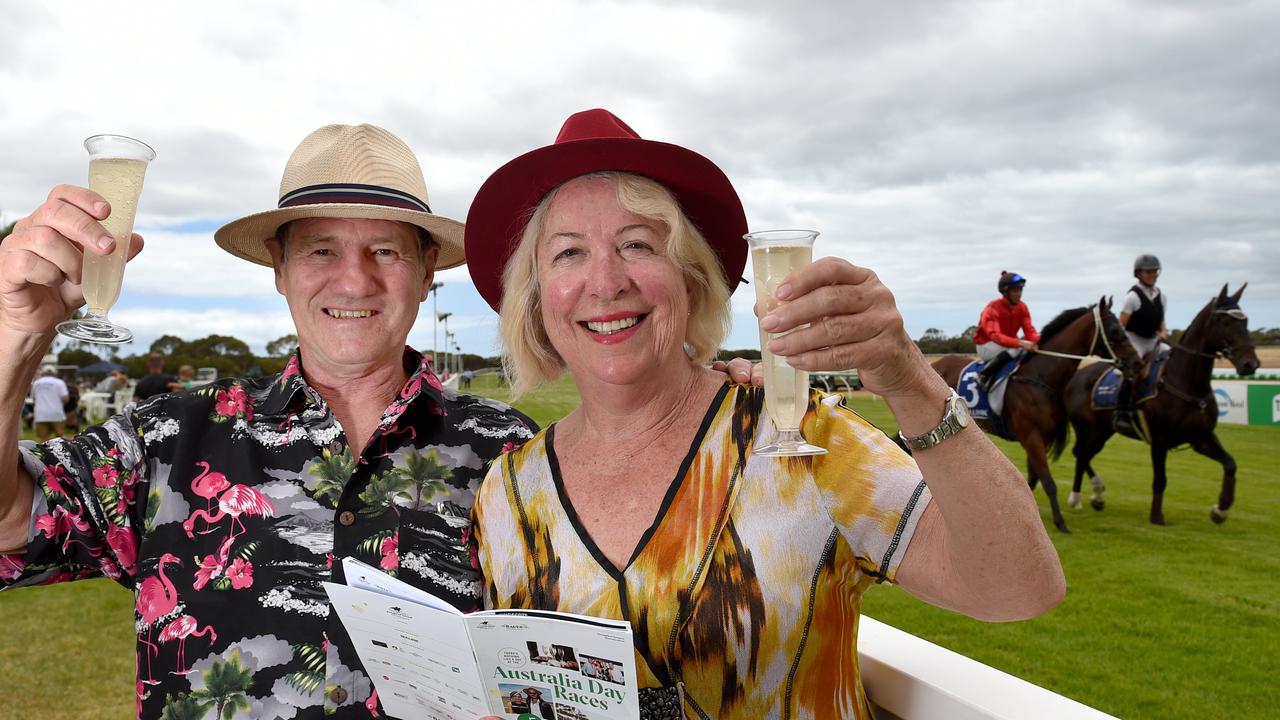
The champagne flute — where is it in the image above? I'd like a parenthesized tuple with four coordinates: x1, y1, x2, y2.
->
(55, 134, 155, 344)
(748, 229, 827, 457)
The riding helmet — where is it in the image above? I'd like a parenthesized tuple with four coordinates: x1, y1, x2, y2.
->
(998, 271, 1027, 294)
(1133, 254, 1161, 276)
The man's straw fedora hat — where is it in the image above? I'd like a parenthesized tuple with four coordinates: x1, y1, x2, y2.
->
(215, 124, 465, 269)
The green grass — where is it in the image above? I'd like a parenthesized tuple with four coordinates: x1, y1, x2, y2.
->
(849, 394, 1280, 720)
(3, 380, 1276, 719)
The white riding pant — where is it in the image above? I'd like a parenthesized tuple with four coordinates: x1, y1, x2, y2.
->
(976, 342, 1025, 363)
(1125, 332, 1169, 360)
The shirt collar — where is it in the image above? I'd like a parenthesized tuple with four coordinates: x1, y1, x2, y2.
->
(255, 348, 446, 419)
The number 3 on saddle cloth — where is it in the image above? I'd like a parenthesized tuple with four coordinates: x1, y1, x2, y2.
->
(1090, 349, 1170, 411)
(955, 358, 1023, 439)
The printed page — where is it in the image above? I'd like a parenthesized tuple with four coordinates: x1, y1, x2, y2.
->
(467, 612, 641, 720)
(324, 581, 488, 720)
(343, 556, 464, 615)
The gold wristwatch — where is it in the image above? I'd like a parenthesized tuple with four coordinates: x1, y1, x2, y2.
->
(899, 390, 970, 451)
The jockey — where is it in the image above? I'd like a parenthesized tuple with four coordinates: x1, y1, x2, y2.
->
(1119, 253, 1168, 360)
(1115, 254, 1168, 437)
(974, 271, 1040, 391)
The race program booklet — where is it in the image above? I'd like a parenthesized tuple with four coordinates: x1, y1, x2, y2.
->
(324, 557, 641, 720)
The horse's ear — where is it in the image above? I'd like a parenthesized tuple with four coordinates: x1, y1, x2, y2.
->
(1230, 282, 1247, 302)
(1099, 295, 1110, 311)
(1217, 283, 1229, 303)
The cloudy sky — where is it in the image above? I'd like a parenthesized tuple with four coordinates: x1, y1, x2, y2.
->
(2, 0, 1277, 362)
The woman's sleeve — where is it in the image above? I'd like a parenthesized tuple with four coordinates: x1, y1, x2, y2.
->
(806, 392, 932, 584)
(471, 453, 526, 609)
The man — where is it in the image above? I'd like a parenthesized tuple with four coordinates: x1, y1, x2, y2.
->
(974, 271, 1040, 391)
(28, 365, 69, 440)
(0, 124, 534, 718)
(1115, 253, 1168, 435)
(132, 352, 180, 401)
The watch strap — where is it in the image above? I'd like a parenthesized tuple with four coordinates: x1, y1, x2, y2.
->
(899, 390, 966, 451)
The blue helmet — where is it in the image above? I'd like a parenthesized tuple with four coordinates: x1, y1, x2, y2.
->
(998, 271, 1026, 294)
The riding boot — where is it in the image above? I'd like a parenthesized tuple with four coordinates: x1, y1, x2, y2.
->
(1114, 378, 1136, 435)
(979, 350, 1013, 392)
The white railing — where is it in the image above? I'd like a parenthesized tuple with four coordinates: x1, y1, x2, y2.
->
(858, 617, 1117, 720)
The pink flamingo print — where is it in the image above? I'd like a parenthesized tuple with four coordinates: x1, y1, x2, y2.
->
(189, 461, 230, 535)
(158, 614, 217, 676)
(136, 553, 181, 685)
(182, 484, 275, 542)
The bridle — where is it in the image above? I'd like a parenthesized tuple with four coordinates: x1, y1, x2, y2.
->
(1169, 307, 1254, 362)
(1030, 305, 1128, 367)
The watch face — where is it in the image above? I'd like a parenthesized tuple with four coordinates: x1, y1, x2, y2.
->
(952, 394, 971, 427)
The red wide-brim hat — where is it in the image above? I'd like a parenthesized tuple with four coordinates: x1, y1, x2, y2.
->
(465, 108, 748, 311)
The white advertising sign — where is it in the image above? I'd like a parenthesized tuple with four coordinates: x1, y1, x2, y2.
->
(1210, 381, 1249, 424)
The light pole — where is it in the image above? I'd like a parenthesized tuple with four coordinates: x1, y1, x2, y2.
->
(437, 312, 451, 376)
(430, 281, 443, 369)
(445, 331, 456, 378)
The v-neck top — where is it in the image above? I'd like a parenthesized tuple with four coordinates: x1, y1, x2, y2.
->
(472, 382, 931, 720)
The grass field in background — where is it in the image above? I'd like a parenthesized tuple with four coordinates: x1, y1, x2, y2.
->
(2, 373, 1276, 718)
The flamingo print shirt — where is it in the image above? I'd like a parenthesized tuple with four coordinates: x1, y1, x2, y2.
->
(1, 348, 535, 719)
(473, 383, 931, 720)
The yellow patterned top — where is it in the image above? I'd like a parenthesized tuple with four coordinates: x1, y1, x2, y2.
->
(472, 383, 931, 719)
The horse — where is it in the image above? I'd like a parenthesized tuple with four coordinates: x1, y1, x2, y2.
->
(932, 298, 1140, 533)
(1064, 284, 1259, 525)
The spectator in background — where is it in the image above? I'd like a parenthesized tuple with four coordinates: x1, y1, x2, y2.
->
(177, 365, 197, 389)
(30, 365, 69, 441)
(94, 370, 128, 393)
(63, 381, 81, 434)
(132, 352, 181, 401)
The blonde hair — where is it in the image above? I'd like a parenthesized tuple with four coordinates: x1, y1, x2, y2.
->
(498, 172, 732, 397)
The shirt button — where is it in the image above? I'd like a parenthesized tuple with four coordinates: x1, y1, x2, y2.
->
(338, 511, 356, 526)
(329, 686, 348, 704)
(329, 440, 344, 454)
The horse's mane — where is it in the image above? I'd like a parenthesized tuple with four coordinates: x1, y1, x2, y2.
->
(1038, 306, 1091, 344)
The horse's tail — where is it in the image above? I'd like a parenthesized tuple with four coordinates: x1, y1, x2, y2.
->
(1048, 411, 1070, 462)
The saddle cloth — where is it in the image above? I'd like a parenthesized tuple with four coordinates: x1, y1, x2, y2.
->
(955, 359, 1019, 439)
(1090, 350, 1170, 411)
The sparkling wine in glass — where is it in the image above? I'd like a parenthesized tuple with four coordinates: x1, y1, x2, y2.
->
(55, 134, 155, 344)
(748, 229, 826, 457)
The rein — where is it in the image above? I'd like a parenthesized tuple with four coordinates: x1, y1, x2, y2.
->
(1031, 305, 1123, 363)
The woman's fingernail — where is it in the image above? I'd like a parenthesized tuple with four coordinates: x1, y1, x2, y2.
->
(760, 314, 779, 331)
(94, 202, 110, 217)
(767, 338, 784, 353)
(776, 283, 792, 300)
(97, 236, 114, 251)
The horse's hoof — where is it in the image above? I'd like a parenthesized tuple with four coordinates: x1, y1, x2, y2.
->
(1068, 492, 1082, 510)
(1151, 515, 1166, 526)
(1054, 520, 1071, 534)
(1091, 499, 1105, 511)
(1210, 505, 1229, 524)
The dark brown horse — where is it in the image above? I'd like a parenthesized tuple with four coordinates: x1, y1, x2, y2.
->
(932, 298, 1140, 533)
(1064, 284, 1259, 525)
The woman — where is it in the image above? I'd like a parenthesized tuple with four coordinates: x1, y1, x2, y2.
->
(467, 109, 1065, 719)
